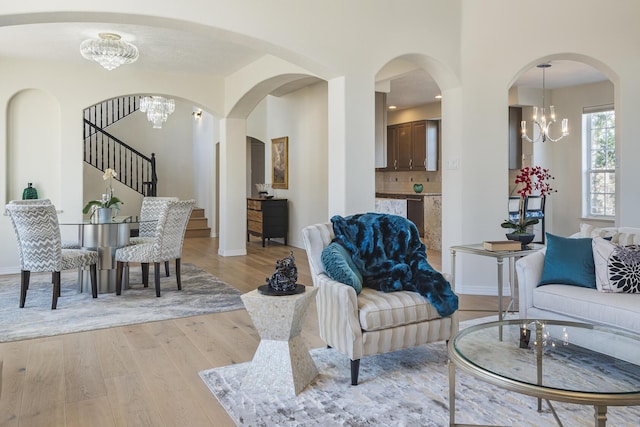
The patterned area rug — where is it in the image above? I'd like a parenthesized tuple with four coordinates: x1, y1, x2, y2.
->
(200, 319, 640, 426)
(0, 263, 244, 342)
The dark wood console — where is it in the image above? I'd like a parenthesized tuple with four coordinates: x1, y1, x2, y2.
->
(247, 198, 288, 247)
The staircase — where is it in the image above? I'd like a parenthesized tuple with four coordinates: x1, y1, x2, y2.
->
(83, 96, 157, 196)
(185, 207, 212, 238)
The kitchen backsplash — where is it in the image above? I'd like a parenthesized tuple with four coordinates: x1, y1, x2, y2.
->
(376, 170, 441, 194)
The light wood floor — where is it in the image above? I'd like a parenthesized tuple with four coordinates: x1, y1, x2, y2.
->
(0, 238, 504, 427)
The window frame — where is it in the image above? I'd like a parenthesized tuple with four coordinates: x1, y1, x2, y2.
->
(583, 105, 615, 219)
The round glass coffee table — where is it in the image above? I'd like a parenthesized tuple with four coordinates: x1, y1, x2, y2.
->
(448, 319, 640, 426)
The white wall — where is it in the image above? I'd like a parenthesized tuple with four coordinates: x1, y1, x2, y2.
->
(247, 82, 329, 248)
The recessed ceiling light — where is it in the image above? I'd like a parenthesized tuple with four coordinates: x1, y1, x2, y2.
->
(435, 94, 442, 99)
(388, 105, 397, 110)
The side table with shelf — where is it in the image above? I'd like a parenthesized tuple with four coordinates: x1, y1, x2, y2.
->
(449, 243, 544, 339)
(247, 197, 288, 247)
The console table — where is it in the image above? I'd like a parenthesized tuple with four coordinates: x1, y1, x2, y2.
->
(247, 198, 288, 247)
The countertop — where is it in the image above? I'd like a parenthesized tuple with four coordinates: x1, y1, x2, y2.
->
(376, 192, 442, 198)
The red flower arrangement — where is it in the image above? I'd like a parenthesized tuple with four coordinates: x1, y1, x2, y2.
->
(502, 166, 555, 234)
(514, 166, 555, 198)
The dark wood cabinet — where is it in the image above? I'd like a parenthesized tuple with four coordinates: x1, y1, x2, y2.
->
(247, 198, 288, 247)
(383, 120, 439, 171)
(407, 197, 425, 237)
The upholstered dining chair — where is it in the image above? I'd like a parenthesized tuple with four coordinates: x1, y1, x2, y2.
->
(115, 199, 195, 297)
(5, 203, 99, 309)
(129, 196, 178, 277)
(302, 222, 459, 385)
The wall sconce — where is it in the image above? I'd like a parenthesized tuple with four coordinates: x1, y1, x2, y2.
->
(192, 110, 202, 120)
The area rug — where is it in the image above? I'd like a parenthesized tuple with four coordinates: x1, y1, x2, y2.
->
(200, 319, 640, 426)
(0, 263, 244, 342)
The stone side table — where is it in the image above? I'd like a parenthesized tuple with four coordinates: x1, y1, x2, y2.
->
(241, 286, 319, 396)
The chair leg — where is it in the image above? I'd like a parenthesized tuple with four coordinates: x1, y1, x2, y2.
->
(154, 262, 161, 297)
(52, 271, 61, 297)
(176, 258, 182, 291)
(351, 359, 360, 386)
(165, 260, 170, 277)
(116, 262, 124, 295)
(52, 271, 61, 310)
(142, 263, 149, 287)
(90, 264, 98, 298)
(20, 270, 30, 308)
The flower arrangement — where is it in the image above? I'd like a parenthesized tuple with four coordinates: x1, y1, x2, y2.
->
(501, 166, 555, 234)
(82, 168, 124, 214)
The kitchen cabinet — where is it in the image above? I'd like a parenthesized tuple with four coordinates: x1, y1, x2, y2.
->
(383, 120, 439, 171)
(247, 198, 288, 247)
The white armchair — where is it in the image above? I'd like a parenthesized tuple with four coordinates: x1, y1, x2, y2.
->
(302, 222, 458, 385)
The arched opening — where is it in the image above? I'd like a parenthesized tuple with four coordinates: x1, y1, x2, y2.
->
(375, 58, 446, 255)
(509, 58, 614, 237)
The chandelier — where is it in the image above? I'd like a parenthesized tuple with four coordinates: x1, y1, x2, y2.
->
(520, 63, 569, 143)
(80, 33, 139, 71)
(140, 96, 176, 129)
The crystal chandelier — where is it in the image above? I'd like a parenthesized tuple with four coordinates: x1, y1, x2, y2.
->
(520, 64, 569, 143)
(80, 33, 139, 71)
(140, 96, 176, 129)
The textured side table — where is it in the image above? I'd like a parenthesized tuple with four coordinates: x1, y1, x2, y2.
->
(241, 286, 319, 395)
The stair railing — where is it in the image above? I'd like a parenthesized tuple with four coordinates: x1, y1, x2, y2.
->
(83, 119, 157, 196)
(83, 96, 139, 138)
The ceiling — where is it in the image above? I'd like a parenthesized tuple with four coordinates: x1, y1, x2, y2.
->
(0, 22, 609, 110)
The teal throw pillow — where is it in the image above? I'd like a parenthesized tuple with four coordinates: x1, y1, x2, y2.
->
(321, 242, 363, 294)
(538, 233, 596, 289)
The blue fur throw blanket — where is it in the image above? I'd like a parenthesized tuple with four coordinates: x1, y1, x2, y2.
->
(331, 213, 458, 317)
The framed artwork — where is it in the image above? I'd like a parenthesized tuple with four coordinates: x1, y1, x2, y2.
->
(271, 136, 288, 189)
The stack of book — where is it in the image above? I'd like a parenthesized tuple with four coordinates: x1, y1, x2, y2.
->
(482, 240, 523, 251)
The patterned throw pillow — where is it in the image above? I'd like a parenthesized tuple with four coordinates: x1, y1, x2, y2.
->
(592, 237, 640, 293)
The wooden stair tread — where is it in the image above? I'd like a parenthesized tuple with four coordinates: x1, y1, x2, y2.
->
(185, 207, 210, 238)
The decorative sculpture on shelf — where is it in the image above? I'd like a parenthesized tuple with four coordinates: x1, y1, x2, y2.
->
(259, 251, 304, 295)
(22, 183, 38, 200)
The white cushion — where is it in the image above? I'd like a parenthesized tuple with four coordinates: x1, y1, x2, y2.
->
(358, 288, 441, 332)
(616, 227, 640, 246)
(579, 223, 618, 240)
(533, 284, 640, 332)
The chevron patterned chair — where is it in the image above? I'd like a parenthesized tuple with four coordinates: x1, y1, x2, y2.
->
(129, 196, 178, 277)
(5, 203, 99, 309)
(115, 199, 195, 297)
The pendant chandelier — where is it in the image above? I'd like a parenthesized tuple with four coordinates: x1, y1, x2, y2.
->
(140, 96, 175, 129)
(80, 33, 139, 71)
(520, 64, 569, 143)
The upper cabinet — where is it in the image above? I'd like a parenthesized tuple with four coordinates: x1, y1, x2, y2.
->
(382, 120, 439, 171)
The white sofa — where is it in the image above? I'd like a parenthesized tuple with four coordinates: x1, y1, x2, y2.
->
(516, 225, 640, 333)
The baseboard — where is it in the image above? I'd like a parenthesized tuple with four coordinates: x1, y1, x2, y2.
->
(455, 283, 513, 296)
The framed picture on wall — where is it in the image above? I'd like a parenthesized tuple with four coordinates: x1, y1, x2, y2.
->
(271, 136, 288, 189)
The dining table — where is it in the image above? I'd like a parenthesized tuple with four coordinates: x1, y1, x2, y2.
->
(61, 216, 154, 294)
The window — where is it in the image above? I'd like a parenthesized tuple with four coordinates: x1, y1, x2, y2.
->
(584, 106, 615, 217)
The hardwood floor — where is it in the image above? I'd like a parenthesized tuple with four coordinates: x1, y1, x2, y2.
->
(0, 238, 503, 427)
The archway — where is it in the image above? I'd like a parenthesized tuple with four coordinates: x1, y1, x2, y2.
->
(508, 57, 615, 237)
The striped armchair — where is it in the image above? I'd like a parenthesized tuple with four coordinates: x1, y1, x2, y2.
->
(302, 222, 458, 385)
